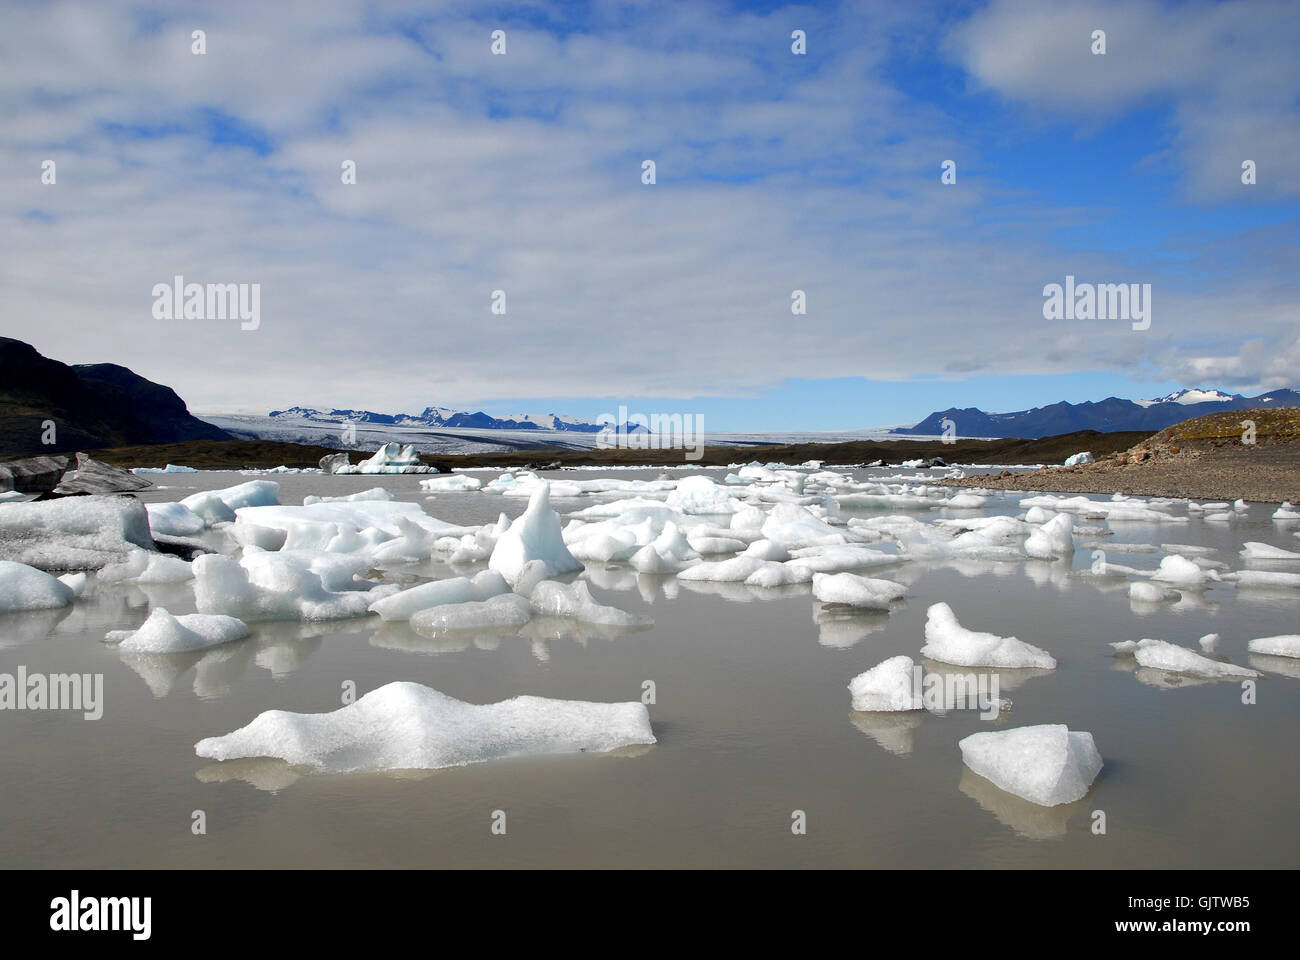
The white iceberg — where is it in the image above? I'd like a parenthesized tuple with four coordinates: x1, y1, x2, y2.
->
(146, 501, 206, 537)
(488, 483, 582, 585)
(848, 656, 922, 712)
(108, 607, 250, 653)
(1024, 514, 1074, 559)
(0, 560, 75, 612)
(529, 580, 651, 627)
(958, 724, 1102, 807)
(1063, 451, 1094, 466)
(410, 593, 533, 636)
(921, 602, 1056, 669)
(0, 495, 156, 570)
(195, 681, 656, 772)
(1240, 541, 1300, 560)
(369, 570, 509, 621)
(1130, 638, 1258, 679)
(812, 572, 907, 610)
(1247, 635, 1300, 659)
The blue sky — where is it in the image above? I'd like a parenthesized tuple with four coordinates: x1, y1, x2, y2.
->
(2, 0, 1297, 430)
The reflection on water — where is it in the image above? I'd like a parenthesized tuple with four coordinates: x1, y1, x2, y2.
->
(1, 468, 1297, 866)
(959, 768, 1093, 841)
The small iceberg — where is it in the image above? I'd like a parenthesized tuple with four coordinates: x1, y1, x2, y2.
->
(959, 724, 1102, 807)
(195, 682, 656, 773)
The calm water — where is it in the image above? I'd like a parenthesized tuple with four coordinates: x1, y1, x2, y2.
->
(1, 468, 1296, 868)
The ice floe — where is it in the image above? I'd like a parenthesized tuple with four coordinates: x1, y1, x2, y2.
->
(959, 724, 1102, 806)
(107, 607, 250, 653)
(488, 483, 582, 585)
(848, 656, 922, 712)
(1247, 635, 1300, 659)
(195, 682, 656, 772)
(812, 572, 907, 610)
(0, 496, 156, 570)
(0, 560, 76, 612)
(921, 602, 1056, 669)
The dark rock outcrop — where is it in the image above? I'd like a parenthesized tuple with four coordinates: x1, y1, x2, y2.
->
(53, 453, 154, 495)
(0, 337, 231, 456)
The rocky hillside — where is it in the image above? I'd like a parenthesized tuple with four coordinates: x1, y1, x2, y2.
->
(0, 338, 230, 457)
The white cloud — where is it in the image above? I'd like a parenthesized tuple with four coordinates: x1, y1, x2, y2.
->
(0, 0, 1294, 416)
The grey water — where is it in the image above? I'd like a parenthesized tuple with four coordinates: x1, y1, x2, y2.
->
(1, 468, 1296, 868)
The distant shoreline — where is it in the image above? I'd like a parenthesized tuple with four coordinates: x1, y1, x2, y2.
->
(50, 429, 1153, 473)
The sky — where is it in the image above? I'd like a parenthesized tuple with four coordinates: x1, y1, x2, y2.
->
(2, 0, 1298, 431)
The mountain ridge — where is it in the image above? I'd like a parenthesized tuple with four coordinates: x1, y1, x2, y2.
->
(266, 405, 648, 433)
(895, 388, 1300, 438)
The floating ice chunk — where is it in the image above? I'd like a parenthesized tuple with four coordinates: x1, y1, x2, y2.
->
(628, 543, 686, 574)
(1110, 639, 1140, 654)
(0, 561, 75, 612)
(1023, 506, 1056, 524)
(180, 491, 235, 524)
(742, 539, 791, 562)
(1129, 581, 1180, 603)
(760, 503, 845, 548)
(410, 593, 533, 636)
(303, 487, 395, 505)
(1272, 502, 1300, 520)
(958, 725, 1102, 807)
(1063, 451, 1094, 466)
(109, 607, 249, 653)
(1159, 543, 1217, 556)
(1240, 541, 1300, 560)
(183, 480, 279, 516)
(945, 492, 990, 508)
(1233, 499, 1248, 513)
(1223, 570, 1300, 589)
(921, 602, 1056, 669)
(687, 536, 746, 555)
(1150, 554, 1219, 586)
(676, 555, 766, 583)
(511, 559, 551, 597)
(1019, 494, 1184, 523)
(98, 548, 194, 584)
(131, 463, 198, 474)
(193, 553, 394, 622)
(529, 580, 651, 627)
(812, 572, 907, 610)
(1131, 638, 1258, 678)
(0, 495, 156, 570)
(1247, 635, 1300, 658)
(744, 561, 813, 587)
(488, 483, 582, 585)
(368, 570, 509, 621)
(1199, 633, 1220, 653)
(666, 476, 739, 514)
(146, 501, 206, 537)
(1204, 512, 1233, 522)
(195, 682, 656, 772)
(848, 656, 922, 712)
(345, 442, 433, 474)
(57, 572, 87, 597)
(1024, 514, 1074, 559)
(419, 475, 483, 492)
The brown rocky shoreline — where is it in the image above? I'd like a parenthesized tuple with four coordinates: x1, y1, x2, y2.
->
(937, 408, 1300, 503)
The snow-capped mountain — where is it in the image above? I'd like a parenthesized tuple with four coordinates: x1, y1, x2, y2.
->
(266, 405, 644, 433)
(895, 388, 1300, 439)
(1135, 388, 1240, 408)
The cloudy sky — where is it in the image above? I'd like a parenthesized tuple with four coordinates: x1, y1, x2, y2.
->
(2, 0, 1297, 430)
